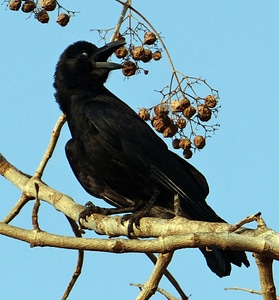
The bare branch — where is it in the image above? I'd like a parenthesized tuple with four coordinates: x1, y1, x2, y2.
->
(33, 114, 66, 179)
(0, 153, 84, 222)
(136, 252, 174, 300)
(229, 212, 262, 233)
(61, 217, 84, 300)
(0, 217, 278, 263)
(110, 0, 131, 42)
(254, 254, 277, 300)
(145, 253, 188, 300)
(131, 283, 181, 300)
(1, 192, 33, 224)
(3, 152, 279, 299)
(225, 287, 279, 299)
(31, 182, 41, 231)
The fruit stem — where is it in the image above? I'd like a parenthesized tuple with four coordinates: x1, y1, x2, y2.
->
(116, 1, 181, 88)
(111, 0, 132, 42)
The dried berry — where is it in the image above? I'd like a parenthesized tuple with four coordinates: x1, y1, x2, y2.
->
(163, 120, 178, 138)
(21, 0, 36, 12)
(154, 104, 169, 117)
(152, 51, 162, 61)
(183, 148, 193, 159)
(138, 108, 150, 121)
(170, 98, 190, 112)
(56, 13, 70, 27)
(115, 46, 128, 59)
(36, 9, 49, 23)
(143, 32, 157, 45)
(193, 135, 206, 149)
(122, 61, 137, 76)
(183, 106, 196, 119)
(141, 49, 152, 63)
(151, 116, 167, 133)
(114, 33, 126, 42)
(132, 46, 145, 60)
(205, 95, 217, 108)
(172, 138, 180, 149)
(198, 105, 212, 122)
(9, 0, 21, 11)
(176, 118, 187, 129)
(179, 138, 191, 150)
(40, 0, 56, 11)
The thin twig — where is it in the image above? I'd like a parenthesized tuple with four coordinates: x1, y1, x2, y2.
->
(61, 216, 84, 300)
(225, 287, 279, 300)
(1, 192, 33, 224)
(229, 212, 262, 233)
(31, 182, 41, 231)
(136, 252, 174, 300)
(110, 0, 131, 42)
(116, 0, 176, 72)
(33, 114, 66, 179)
(145, 253, 188, 300)
(1, 115, 66, 223)
(131, 283, 180, 300)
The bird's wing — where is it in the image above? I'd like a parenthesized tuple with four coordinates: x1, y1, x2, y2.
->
(83, 96, 168, 173)
(83, 96, 212, 218)
(170, 152, 209, 198)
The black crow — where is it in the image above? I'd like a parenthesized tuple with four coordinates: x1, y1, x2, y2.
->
(54, 40, 249, 277)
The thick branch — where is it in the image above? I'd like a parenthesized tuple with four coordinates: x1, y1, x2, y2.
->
(0, 221, 279, 260)
(2, 153, 279, 259)
(0, 153, 83, 222)
(254, 254, 277, 300)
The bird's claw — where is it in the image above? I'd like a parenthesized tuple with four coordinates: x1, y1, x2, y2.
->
(121, 212, 146, 237)
(79, 201, 105, 226)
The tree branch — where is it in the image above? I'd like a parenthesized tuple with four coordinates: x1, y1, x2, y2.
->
(33, 114, 66, 179)
(136, 252, 174, 300)
(145, 253, 188, 300)
(2, 152, 279, 257)
(254, 254, 277, 300)
(2, 152, 279, 300)
(0, 219, 278, 261)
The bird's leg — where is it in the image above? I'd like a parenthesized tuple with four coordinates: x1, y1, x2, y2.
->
(79, 201, 139, 225)
(173, 193, 183, 216)
(121, 188, 160, 236)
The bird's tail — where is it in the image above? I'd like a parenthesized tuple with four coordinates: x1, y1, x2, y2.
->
(199, 247, 250, 277)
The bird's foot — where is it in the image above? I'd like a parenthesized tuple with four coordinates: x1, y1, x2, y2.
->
(121, 210, 149, 237)
(121, 188, 160, 237)
(78, 201, 140, 229)
(78, 201, 109, 226)
(121, 208, 153, 238)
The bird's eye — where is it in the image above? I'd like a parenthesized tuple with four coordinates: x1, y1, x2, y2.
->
(80, 52, 89, 59)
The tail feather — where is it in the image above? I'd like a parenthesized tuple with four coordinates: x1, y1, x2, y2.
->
(200, 247, 250, 277)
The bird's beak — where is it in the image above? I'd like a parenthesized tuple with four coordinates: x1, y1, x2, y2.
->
(94, 40, 125, 70)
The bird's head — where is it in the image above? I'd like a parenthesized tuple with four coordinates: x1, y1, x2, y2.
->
(54, 40, 125, 91)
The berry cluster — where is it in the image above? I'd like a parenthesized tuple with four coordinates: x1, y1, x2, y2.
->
(113, 28, 162, 77)
(138, 84, 220, 159)
(7, 0, 74, 26)
(93, 20, 163, 77)
(92, 10, 220, 158)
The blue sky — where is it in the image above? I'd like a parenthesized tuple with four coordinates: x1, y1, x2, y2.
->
(1, 1, 279, 299)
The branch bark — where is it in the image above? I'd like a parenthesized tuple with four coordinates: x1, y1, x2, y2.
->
(136, 252, 174, 300)
(254, 254, 277, 300)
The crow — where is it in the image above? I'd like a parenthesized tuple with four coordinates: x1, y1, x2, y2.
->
(54, 40, 249, 277)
